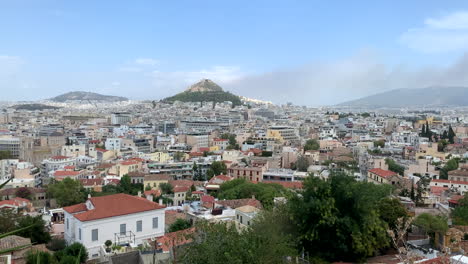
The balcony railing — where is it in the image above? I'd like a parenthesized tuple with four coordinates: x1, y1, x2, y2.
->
(114, 231, 136, 246)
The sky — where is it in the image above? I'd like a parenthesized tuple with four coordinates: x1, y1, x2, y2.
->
(2, 1, 468, 105)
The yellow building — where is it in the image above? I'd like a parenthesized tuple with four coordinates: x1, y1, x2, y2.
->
(416, 143, 447, 160)
(109, 160, 142, 177)
(144, 174, 171, 190)
(145, 152, 171, 163)
(417, 116, 442, 125)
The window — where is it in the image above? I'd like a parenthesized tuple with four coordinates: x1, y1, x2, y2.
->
(152, 217, 158, 229)
(137, 220, 142, 232)
(240, 216, 243, 223)
(92, 229, 98, 241)
(66, 219, 69, 230)
(120, 224, 126, 235)
(78, 228, 82, 240)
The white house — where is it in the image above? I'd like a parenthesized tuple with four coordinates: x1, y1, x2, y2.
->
(63, 193, 165, 259)
(430, 179, 468, 194)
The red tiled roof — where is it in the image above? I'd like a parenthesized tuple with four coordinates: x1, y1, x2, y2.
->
(174, 186, 190, 193)
(121, 160, 139, 166)
(192, 191, 204, 194)
(54, 171, 81, 177)
(201, 195, 215, 203)
(263, 181, 303, 189)
(169, 180, 194, 188)
(95, 148, 108, 152)
(215, 198, 262, 209)
(213, 138, 228, 142)
(144, 189, 161, 197)
(368, 168, 397, 178)
(63, 193, 165, 221)
(432, 179, 468, 185)
(155, 228, 195, 252)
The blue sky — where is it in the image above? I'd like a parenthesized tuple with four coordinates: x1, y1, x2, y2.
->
(2, 1, 468, 105)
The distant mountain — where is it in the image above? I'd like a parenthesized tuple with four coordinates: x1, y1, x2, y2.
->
(163, 79, 242, 106)
(50, 91, 128, 102)
(11, 103, 61, 111)
(337, 87, 468, 107)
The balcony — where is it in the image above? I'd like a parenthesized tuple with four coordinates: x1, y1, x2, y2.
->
(114, 231, 136, 246)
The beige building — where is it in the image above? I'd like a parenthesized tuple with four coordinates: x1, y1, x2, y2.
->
(144, 174, 171, 190)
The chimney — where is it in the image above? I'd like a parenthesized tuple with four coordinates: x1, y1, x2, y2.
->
(87, 193, 91, 199)
(251, 195, 255, 200)
(137, 191, 141, 197)
(159, 199, 163, 206)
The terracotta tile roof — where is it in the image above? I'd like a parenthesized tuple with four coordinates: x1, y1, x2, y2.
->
(368, 168, 397, 178)
(201, 195, 215, 203)
(95, 148, 108, 152)
(121, 160, 139, 166)
(0, 235, 31, 251)
(174, 186, 190, 193)
(127, 171, 146, 177)
(432, 179, 468, 185)
(144, 189, 161, 197)
(145, 174, 171, 181)
(263, 180, 303, 189)
(54, 170, 81, 177)
(169, 180, 194, 188)
(155, 228, 195, 252)
(63, 193, 165, 222)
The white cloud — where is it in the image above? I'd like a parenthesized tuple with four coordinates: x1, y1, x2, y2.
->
(400, 11, 468, 53)
(135, 58, 159, 66)
(118, 66, 142, 72)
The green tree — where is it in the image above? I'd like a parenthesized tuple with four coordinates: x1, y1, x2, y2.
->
(206, 161, 227, 179)
(448, 125, 456, 144)
(169, 218, 192, 233)
(451, 194, 468, 225)
(26, 250, 57, 264)
(47, 178, 86, 207)
(304, 139, 320, 151)
(385, 158, 405, 176)
(295, 155, 309, 172)
(373, 140, 385, 148)
(377, 198, 408, 230)
(288, 174, 392, 262)
(0, 150, 12, 160)
(413, 213, 448, 241)
(159, 182, 173, 194)
(439, 158, 459, 180)
(64, 242, 88, 263)
(17, 215, 51, 244)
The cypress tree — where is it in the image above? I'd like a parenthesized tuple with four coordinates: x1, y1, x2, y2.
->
(448, 125, 455, 144)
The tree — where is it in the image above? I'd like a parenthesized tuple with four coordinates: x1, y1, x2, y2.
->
(169, 218, 192, 233)
(451, 193, 468, 225)
(439, 158, 459, 179)
(47, 178, 86, 207)
(26, 250, 57, 264)
(288, 173, 392, 262)
(438, 139, 448, 152)
(295, 155, 309, 172)
(174, 152, 185, 162)
(448, 125, 456, 144)
(47, 238, 66, 251)
(373, 140, 385, 148)
(206, 161, 227, 179)
(378, 198, 408, 230)
(413, 213, 448, 241)
(17, 215, 51, 244)
(182, 217, 296, 264)
(64, 242, 88, 263)
(15, 187, 32, 200)
(0, 150, 12, 160)
(159, 182, 173, 194)
(385, 158, 405, 176)
(304, 139, 320, 151)
(218, 179, 290, 208)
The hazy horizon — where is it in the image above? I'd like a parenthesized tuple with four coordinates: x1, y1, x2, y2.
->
(3, 1, 468, 105)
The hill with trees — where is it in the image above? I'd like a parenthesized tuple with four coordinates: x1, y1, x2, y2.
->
(163, 79, 242, 106)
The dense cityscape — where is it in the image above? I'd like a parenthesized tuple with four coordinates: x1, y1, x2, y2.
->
(4, 1, 468, 264)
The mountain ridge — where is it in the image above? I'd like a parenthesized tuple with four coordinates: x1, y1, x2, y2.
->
(337, 86, 468, 107)
(50, 91, 128, 102)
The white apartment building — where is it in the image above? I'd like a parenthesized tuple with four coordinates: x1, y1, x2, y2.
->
(64, 193, 165, 259)
(61, 145, 86, 157)
(105, 138, 122, 151)
(111, 113, 132, 125)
